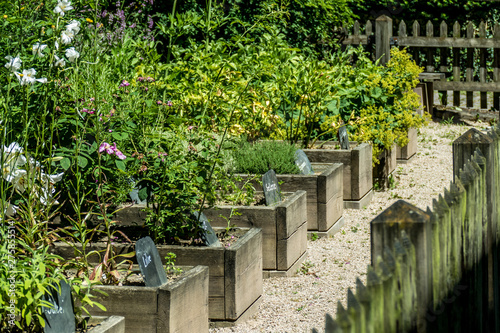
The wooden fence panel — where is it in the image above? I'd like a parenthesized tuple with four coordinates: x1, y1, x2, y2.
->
(315, 127, 500, 332)
(342, 17, 500, 109)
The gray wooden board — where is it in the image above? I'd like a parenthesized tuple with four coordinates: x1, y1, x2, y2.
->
(294, 149, 314, 175)
(135, 236, 168, 287)
(262, 169, 281, 206)
(193, 211, 221, 247)
(338, 126, 350, 150)
(43, 280, 76, 333)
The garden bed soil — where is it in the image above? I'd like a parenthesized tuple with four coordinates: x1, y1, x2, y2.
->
(204, 190, 308, 278)
(235, 163, 344, 238)
(51, 227, 263, 327)
(82, 265, 209, 333)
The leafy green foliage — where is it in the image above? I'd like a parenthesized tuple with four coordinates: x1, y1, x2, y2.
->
(228, 140, 300, 175)
(153, 0, 356, 58)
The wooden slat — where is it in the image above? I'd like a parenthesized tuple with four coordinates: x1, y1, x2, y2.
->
(342, 35, 369, 45)
(399, 20, 407, 37)
(412, 21, 421, 66)
(398, 36, 500, 48)
(466, 22, 474, 107)
(434, 81, 500, 92)
(480, 21, 488, 109)
(353, 20, 360, 36)
(426, 21, 435, 73)
(453, 21, 461, 106)
(439, 21, 449, 105)
(494, 23, 500, 110)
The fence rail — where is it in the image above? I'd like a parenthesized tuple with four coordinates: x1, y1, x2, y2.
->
(342, 16, 500, 110)
(313, 126, 500, 332)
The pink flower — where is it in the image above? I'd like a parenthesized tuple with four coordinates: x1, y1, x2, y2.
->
(99, 142, 126, 159)
(99, 142, 115, 155)
(136, 77, 144, 82)
(157, 100, 162, 105)
(167, 101, 173, 107)
(187, 126, 194, 131)
(115, 150, 126, 160)
(119, 80, 130, 87)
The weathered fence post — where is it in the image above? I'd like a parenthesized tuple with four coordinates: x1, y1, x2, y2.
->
(375, 15, 392, 65)
(370, 200, 432, 332)
(453, 128, 498, 332)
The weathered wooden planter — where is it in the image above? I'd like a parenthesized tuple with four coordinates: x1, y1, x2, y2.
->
(52, 227, 263, 327)
(86, 266, 209, 333)
(160, 227, 262, 327)
(235, 163, 344, 238)
(204, 190, 307, 278)
(302, 142, 373, 209)
(396, 128, 418, 163)
(373, 144, 397, 189)
(86, 316, 125, 333)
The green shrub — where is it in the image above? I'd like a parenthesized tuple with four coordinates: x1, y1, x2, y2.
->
(228, 140, 300, 175)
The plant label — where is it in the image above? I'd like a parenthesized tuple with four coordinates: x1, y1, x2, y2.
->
(262, 169, 281, 206)
(136, 236, 168, 287)
(193, 211, 221, 247)
(43, 280, 76, 333)
(338, 125, 350, 150)
(294, 149, 314, 175)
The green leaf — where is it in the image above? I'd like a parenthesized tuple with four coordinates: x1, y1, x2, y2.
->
(112, 132, 123, 140)
(326, 100, 339, 115)
(115, 160, 126, 171)
(60, 158, 71, 170)
(77, 156, 88, 168)
(371, 87, 382, 98)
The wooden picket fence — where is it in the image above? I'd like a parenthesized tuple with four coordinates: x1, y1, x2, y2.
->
(342, 16, 500, 110)
(313, 127, 500, 332)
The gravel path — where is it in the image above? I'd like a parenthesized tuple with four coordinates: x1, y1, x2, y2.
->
(210, 119, 491, 333)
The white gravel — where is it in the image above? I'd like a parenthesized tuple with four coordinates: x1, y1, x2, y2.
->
(210, 119, 491, 333)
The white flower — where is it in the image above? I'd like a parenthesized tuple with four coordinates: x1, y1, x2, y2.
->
(53, 0, 73, 16)
(61, 29, 75, 44)
(55, 40, 59, 50)
(5, 202, 18, 217)
(54, 55, 66, 67)
(4, 55, 21, 72)
(38, 172, 64, 205)
(14, 68, 47, 85)
(32, 43, 48, 57)
(66, 20, 80, 34)
(9, 169, 28, 193)
(1, 143, 26, 183)
(65, 47, 79, 62)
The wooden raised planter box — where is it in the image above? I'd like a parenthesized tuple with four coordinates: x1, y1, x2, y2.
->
(86, 265, 209, 333)
(396, 128, 418, 163)
(235, 163, 344, 238)
(52, 227, 262, 327)
(303, 142, 373, 209)
(86, 316, 125, 333)
(204, 190, 307, 278)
